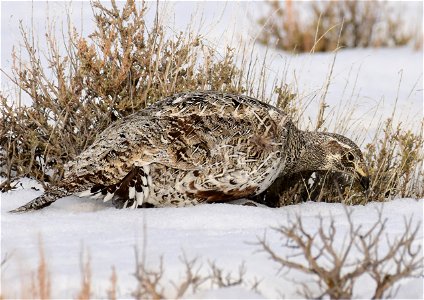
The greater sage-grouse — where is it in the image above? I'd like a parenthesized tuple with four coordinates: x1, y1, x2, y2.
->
(11, 91, 369, 212)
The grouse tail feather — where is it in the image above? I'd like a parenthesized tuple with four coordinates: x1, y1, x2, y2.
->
(9, 188, 69, 213)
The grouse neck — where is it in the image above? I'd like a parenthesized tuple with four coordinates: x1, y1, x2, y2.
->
(289, 130, 328, 174)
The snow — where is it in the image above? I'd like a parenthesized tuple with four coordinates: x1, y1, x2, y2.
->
(1, 178, 423, 299)
(1, 1, 423, 299)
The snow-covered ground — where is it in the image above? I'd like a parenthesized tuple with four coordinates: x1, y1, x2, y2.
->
(1, 178, 423, 299)
(1, 1, 423, 299)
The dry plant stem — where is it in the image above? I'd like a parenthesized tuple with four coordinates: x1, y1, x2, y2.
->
(33, 240, 51, 300)
(315, 21, 343, 131)
(0, 0, 250, 186)
(107, 266, 118, 300)
(133, 248, 165, 300)
(132, 246, 256, 299)
(130, 221, 259, 299)
(173, 255, 207, 298)
(77, 251, 92, 300)
(1, 0, 423, 204)
(256, 208, 423, 299)
(208, 261, 247, 289)
(132, 218, 166, 300)
(257, 1, 417, 53)
(2, 236, 259, 299)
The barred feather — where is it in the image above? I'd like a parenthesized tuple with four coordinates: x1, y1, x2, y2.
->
(11, 91, 369, 212)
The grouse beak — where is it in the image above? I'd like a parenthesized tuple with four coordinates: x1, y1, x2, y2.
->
(359, 175, 370, 191)
(354, 163, 370, 190)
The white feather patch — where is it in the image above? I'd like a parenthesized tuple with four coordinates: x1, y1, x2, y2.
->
(136, 191, 144, 206)
(103, 192, 114, 202)
(78, 190, 93, 197)
(90, 193, 103, 199)
(130, 201, 137, 209)
(129, 186, 136, 199)
(142, 186, 150, 199)
(172, 96, 183, 104)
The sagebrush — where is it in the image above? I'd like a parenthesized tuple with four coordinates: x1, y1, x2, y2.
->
(257, 0, 419, 53)
(0, 0, 246, 188)
(257, 208, 423, 299)
(0, 0, 423, 205)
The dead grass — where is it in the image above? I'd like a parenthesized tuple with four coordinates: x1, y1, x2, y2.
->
(3, 238, 52, 299)
(107, 266, 118, 300)
(270, 119, 424, 206)
(257, 0, 420, 53)
(31, 240, 51, 299)
(253, 73, 424, 207)
(0, 0, 247, 189)
(1, 244, 259, 299)
(77, 251, 92, 300)
(0, 0, 423, 205)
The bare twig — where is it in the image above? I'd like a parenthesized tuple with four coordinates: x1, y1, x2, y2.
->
(256, 208, 423, 299)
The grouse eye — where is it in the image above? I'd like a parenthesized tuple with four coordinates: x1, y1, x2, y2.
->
(346, 152, 355, 161)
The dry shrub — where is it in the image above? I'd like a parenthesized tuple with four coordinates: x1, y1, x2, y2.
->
(254, 119, 424, 207)
(254, 66, 423, 206)
(1, 215, 421, 298)
(132, 248, 259, 299)
(2, 242, 259, 299)
(0, 0, 245, 189)
(319, 118, 423, 204)
(257, 0, 417, 53)
(256, 208, 423, 299)
(0, 0, 422, 206)
(362, 120, 423, 200)
(274, 84, 298, 118)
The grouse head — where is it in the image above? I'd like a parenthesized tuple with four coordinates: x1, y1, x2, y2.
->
(318, 133, 370, 190)
(293, 131, 370, 190)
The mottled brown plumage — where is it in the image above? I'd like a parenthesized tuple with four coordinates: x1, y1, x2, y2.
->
(11, 91, 369, 212)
